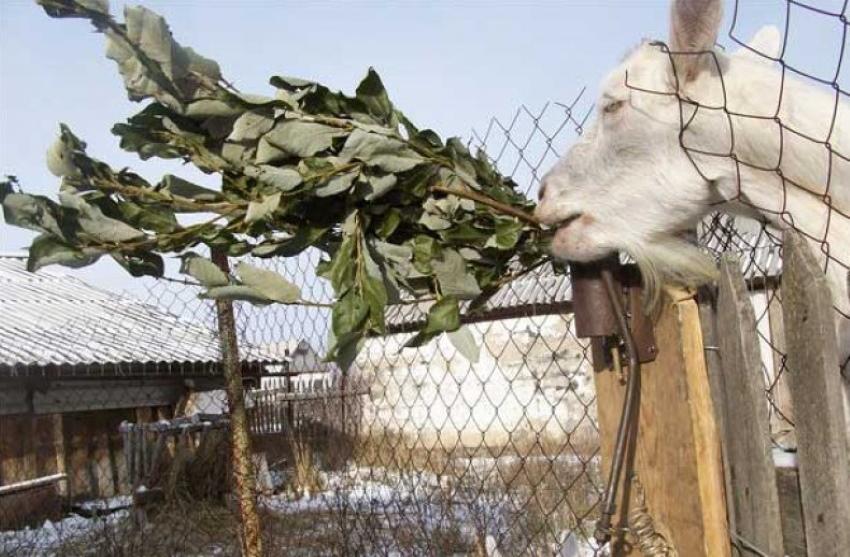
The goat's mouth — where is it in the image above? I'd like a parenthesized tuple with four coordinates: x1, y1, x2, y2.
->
(552, 212, 583, 230)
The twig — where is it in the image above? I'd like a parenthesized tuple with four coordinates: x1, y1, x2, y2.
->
(430, 184, 542, 227)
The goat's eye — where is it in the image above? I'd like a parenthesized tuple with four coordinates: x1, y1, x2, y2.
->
(603, 100, 625, 114)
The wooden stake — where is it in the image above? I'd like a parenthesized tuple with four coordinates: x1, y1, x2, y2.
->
(211, 249, 263, 557)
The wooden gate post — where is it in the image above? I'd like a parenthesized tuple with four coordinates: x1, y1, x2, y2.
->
(593, 288, 729, 556)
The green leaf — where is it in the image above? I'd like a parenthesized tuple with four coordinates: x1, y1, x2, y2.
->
(245, 192, 281, 223)
(117, 201, 179, 233)
(160, 174, 222, 202)
(402, 165, 439, 197)
(432, 249, 482, 300)
(440, 223, 490, 243)
(38, 0, 110, 18)
(362, 275, 388, 333)
(339, 130, 423, 172)
(447, 326, 480, 364)
(112, 251, 164, 278)
(322, 235, 355, 295)
(423, 296, 461, 334)
(244, 165, 303, 192)
(46, 134, 80, 178)
(66, 195, 144, 240)
(1, 192, 68, 239)
(364, 174, 397, 201)
(228, 110, 274, 142)
(270, 75, 315, 90)
(355, 68, 396, 127)
(179, 253, 229, 287)
(411, 235, 436, 274)
(376, 208, 401, 238)
(235, 262, 301, 303)
(326, 329, 365, 372)
(263, 120, 342, 158)
(332, 291, 369, 336)
(315, 170, 358, 198)
(102, 5, 221, 109)
(373, 240, 413, 265)
(27, 235, 102, 272)
(185, 99, 244, 118)
(58, 192, 145, 243)
(486, 219, 524, 250)
(418, 213, 450, 231)
(251, 225, 328, 257)
(359, 237, 389, 332)
(200, 285, 272, 304)
(0, 177, 13, 201)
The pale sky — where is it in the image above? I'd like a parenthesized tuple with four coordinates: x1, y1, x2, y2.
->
(0, 0, 830, 306)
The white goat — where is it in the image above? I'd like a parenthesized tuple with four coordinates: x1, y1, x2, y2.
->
(535, 0, 850, 377)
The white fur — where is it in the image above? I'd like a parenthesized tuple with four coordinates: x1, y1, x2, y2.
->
(535, 0, 850, 372)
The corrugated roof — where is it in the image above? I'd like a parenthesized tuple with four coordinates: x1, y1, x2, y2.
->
(0, 255, 274, 374)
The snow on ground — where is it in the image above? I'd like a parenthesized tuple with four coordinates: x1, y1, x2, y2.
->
(0, 508, 129, 556)
(0, 467, 603, 556)
(262, 465, 603, 556)
(77, 495, 133, 512)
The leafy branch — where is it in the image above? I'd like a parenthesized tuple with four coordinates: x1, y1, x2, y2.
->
(0, 0, 554, 368)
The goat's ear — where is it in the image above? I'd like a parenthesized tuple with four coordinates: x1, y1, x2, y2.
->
(737, 25, 782, 60)
(669, 0, 724, 81)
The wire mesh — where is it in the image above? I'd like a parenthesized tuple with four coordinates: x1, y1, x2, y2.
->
(692, 1, 850, 451)
(0, 93, 607, 556)
(2, 1, 848, 555)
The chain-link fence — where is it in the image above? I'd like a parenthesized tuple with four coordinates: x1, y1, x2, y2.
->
(2, 1, 848, 555)
(0, 92, 606, 557)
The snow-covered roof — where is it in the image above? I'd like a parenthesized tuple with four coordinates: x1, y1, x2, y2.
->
(0, 255, 275, 376)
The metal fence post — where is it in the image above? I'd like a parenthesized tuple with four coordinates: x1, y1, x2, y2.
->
(211, 248, 264, 557)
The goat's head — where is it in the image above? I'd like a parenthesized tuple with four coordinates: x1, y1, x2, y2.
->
(536, 0, 737, 292)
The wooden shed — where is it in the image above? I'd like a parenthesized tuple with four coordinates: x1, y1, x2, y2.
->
(0, 254, 276, 510)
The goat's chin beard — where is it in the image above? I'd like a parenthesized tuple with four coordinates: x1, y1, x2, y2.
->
(627, 236, 719, 312)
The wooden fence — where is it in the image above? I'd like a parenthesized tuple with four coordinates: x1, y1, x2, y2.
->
(593, 230, 850, 557)
(247, 386, 366, 437)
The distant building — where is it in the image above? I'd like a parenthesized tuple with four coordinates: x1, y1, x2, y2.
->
(258, 339, 340, 393)
(356, 263, 597, 448)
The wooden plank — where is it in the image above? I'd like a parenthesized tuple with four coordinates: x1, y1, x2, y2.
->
(593, 289, 729, 556)
(31, 380, 184, 414)
(0, 479, 63, 530)
(33, 415, 57, 478)
(64, 412, 87, 499)
(0, 415, 39, 485)
(83, 417, 100, 497)
(715, 257, 784, 556)
(679, 298, 731, 556)
(52, 414, 67, 497)
(0, 384, 29, 416)
(782, 231, 850, 557)
(776, 466, 807, 557)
